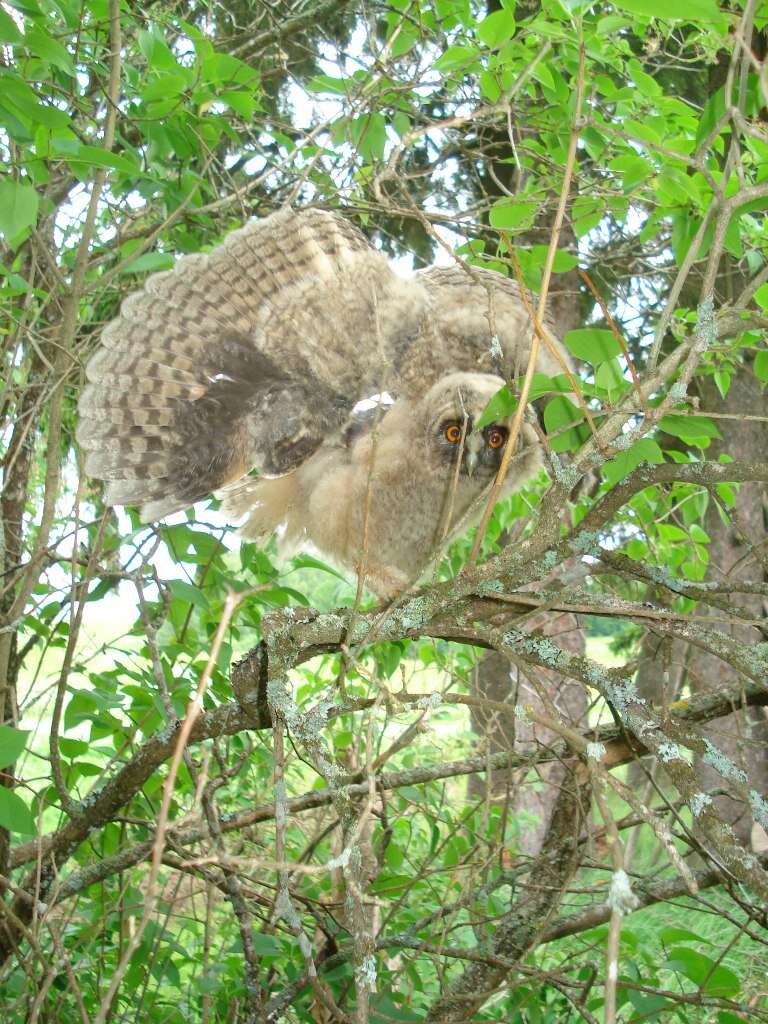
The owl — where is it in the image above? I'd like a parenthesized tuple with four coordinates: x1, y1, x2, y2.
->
(77, 208, 570, 597)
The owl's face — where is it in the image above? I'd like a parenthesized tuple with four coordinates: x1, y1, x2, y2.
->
(421, 372, 510, 480)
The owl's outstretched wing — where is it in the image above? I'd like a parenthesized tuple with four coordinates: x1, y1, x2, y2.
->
(77, 208, 428, 521)
(396, 265, 564, 395)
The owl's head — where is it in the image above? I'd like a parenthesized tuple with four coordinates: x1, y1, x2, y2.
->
(420, 372, 515, 480)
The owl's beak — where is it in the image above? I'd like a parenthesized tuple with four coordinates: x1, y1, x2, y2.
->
(464, 434, 483, 478)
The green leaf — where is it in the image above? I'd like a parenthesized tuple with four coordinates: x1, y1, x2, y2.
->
(0, 8, 22, 42)
(435, 45, 479, 72)
(595, 358, 630, 401)
(142, 73, 188, 102)
(754, 350, 768, 384)
(0, 725, 30, 770)
(659, 926, 711, 946)
(525, 373, 575, 401)
(202, 52, 258, 87)
(163, 524, 222, 565)
(60, 143, 140, 176)
(610, 0, 724, 23)
(389, 25, 418, 57)
(663, 947, 740, 996)
(609, 154, 654, 191)
(369, 873, 414, 894)
(351, 112, 387, 162)
(526, 245, 578, 273)
(563, 328, 622, 363)
(59, 738, 89, 758)
(625, 538, 648, 560)
(256, 586, 310, 608)
(0, 179, 38, 242)
(543, 396, 587, 453)
(657, 523, 688, 542)
(477, 9, 516, 46)
(119, 252, 175, 275)
(306, 74, 348, 95)
(628, 58, 662, 98)
(291, 554, 348, 582)
(714, 369, 731, 398)
(370, 995, 423, 1023)
(658, 414, 722, 444)
(602, 438, 664, 486)
(476, 385, 518, 429)
(169, 579, 210, 610)
(24, 25, 75, 74)
(2, 78, 72, 129)
(249, 934, 282, 956)
(7, 0, 44, 13)
(0, 787, 35, 834)
(626, 989, 671, 1020)
(221, 91, 259, 118)
(138, 26, 179, 73)
(489, 199, 537, 231)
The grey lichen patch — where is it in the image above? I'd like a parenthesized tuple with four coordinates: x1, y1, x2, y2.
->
(388, 596, 429, 634)
(608, 869, 640, 915)
(749, 789, 768, 830)
(667, 381, 687, 401)
(356, 954, 377, 990)
(275, 886, 312, 963)
(274, 778, 289, 829)
(476, 578, 504, 597)
(267, 677, 343, 791)
(293, 698, 334, 743)
(702, 739, 748, 784)
(541, 550, 559, 572)
(602, 677, 645, 713)
(306, 612, 346, 636)
(267, 677, 299, 727)
(489, 334, 503, 360)
(695, 296, 716, 350)
(275, 888, 293, 923)
(611, 428, 643, 451)
(634, 719, 658, 740)
(586, 741, 606, 762)
(313, 749, 344, 788)
(657, 742, 682, 764)
(644, 565, 716, 592)
(415, 692, 442, 711)
(326, 846, 352, 870)
(583, 661, 611, 688)
(503, 630, 567, 671)
(551, 457, 581, 490)
(690, 792, 713, 817)
(514, 704, 531, 723)
(571, 531, 601, 557)
(739, 644, 768, 679)
(645, 566, 679, 589)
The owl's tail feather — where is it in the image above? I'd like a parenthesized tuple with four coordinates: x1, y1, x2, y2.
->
(217, 474, 304, 550)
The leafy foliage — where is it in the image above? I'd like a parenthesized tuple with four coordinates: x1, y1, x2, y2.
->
(1, 0, 768, 1022)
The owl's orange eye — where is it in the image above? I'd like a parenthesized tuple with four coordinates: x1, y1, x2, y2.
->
(486, 428, 507, 450)
(444, 423, 463, 444)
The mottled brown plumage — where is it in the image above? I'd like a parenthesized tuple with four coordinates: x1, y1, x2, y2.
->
(78, 207, 571, 595)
